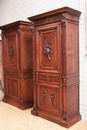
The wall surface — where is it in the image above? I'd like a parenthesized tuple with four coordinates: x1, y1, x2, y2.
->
(0, 40, 3, 85)
(0, 0, 87, 121)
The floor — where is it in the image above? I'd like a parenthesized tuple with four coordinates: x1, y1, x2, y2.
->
(0, 102, 87, 130)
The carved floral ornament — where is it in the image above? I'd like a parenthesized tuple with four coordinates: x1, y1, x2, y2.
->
(9, 44, 14, 60)
(43, 40, 53, 60)
(34, 14, 65, 26)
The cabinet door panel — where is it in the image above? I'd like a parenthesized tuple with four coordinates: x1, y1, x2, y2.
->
(36, 23, 62, 115)
(37, 25, 60, 71)
(3, 32, 19, 69)
(38, 83, 61, 115)
(6, 78, 20, 100)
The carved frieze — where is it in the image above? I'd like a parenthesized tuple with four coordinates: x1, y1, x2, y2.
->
(2, 26, 18, 34)
(6, 70, 18, 77)
(34, 14, 62, 26)
(38, 75, 59, 83)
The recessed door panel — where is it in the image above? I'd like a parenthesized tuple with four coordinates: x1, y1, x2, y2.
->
(37, 24, 61, 72)
(6, 78, 20, 100)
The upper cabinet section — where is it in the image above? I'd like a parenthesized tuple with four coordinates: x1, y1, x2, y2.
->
(0, 21, 32, 71)
(28, 6, 81, 27)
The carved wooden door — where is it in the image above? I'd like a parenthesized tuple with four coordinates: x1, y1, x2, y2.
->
(3, 31, 20, 100)
(3, 31, 19, 70)
(36, 22, 62, 115)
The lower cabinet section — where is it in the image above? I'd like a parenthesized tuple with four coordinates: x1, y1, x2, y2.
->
(6, 78, 19, 100)
(3, 77, 33, 110)
(38, 84, 62, 115)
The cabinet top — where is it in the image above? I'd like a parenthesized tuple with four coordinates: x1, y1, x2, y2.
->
(28, 6, 81, 26)
(0, 20, 32, 30)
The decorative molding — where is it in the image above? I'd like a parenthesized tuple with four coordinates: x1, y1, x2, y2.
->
(31, 25, 34, 33)
(18, 29, 21, 35)
(63, 111, 67, 120)
(21, 70, 32, 78)
(43, 40, 53, 60)
(62, 78, 67, 84)
(32, 72, 36, 81)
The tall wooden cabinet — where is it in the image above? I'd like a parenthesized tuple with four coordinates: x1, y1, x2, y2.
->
(0, 21, 33, 110)
(28, 7, 81, 128)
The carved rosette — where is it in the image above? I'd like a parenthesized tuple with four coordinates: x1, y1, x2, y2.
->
(43, 40, 53, 60)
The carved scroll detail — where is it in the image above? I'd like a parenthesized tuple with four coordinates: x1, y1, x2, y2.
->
(42, 91, 46, 102)
(61, 19, 66, 27)
(43, 40, 53, 60)
(51, 93, 55, 104)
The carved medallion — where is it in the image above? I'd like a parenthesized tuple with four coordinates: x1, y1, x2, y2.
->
(9, 44, 14, 60)
(43, 40, 53, 60)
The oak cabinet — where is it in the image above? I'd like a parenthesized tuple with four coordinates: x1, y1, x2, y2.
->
(0, 21, 33, 110)
(28, 7, 81, 128)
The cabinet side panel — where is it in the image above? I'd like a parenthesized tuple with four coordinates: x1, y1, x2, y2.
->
(66, 21, 79, 76)
(62, 20, 80, 119)
(67, 84, 79, 118)
(20, 31, 32, 71)
(21, 79, 33, 102)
